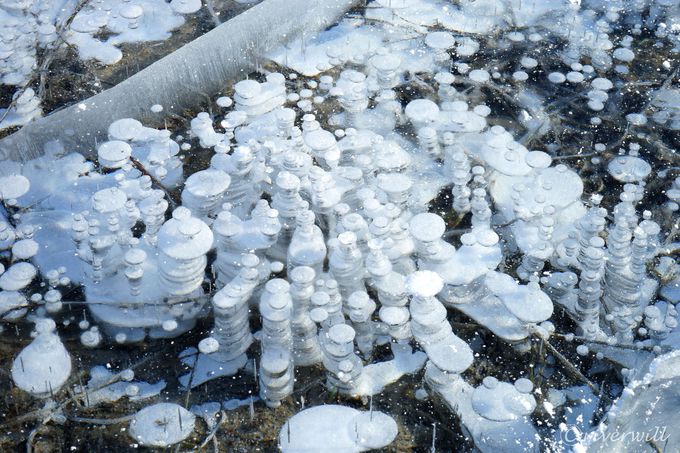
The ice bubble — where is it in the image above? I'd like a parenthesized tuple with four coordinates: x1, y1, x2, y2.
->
(588, 100, 605, 111)
(613, 47, 635, 62)
(0, 174, 30, 200)
(607, 155, 651, 182)
(591, 77, 613, 91)
(129, 403, 196, 447)
(566, 71, 584, 83)
(279, 405, 397, 452)
(12, 318, 72, 397)
(625, 113, 647, 126)
(513, 71, 529, 82)
(198, 337, 219, 354)
(425, 31, 455, 50)
(521, 57, 538, 69)
(216, 96, 233, 108)
(548, 72, 566, 84)
(469, 69, 490, 83)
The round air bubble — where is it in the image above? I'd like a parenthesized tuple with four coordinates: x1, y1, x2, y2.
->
(469, 69, 490, 83)
(626, 113, 647, 126)
(198, 337, 219, 354)
(404, 99, 440, 125)
(588, 100, 604, 111)
(216, 97, 233, 108)
(520, 57, 538, 69)
(566, 71, 584, 83)
(434, 72, 455, 85)
(0, 175, 30, 200)
(129, 403, 196, 447)
(473, 105, 491, 117)
(506, 32, 525, 42)
(108, 118, 143, 141)
(425, 31, 456, 50)
(591, 77, 613, 91)
(170, 0, 202, 14)
(548, 72, 566, 84)
(513, 71, 529, 82)
(613, 47, 634, 62)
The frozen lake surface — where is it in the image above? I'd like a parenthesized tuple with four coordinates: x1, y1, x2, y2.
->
(1, 0, 680, 451)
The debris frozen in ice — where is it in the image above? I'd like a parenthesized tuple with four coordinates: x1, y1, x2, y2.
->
(279, 405, 397, 452)
(129, 403, 195, 447)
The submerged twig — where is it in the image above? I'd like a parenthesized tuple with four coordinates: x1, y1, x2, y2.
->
(205, 0, 222, 27)
(193, 410, 227, 452)
(1, 0, 90, 126)
(0, 355, 154, 430)
(65, 414, 134, 425)
(553, 153, 597, 160)
(551, 332, 667, 353)
(129, 156, 179, 208)
(537, 335, 600, 394)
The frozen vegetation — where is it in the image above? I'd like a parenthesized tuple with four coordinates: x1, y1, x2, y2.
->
(0, 0, 211, 131)
(0, 0, 680, 451)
